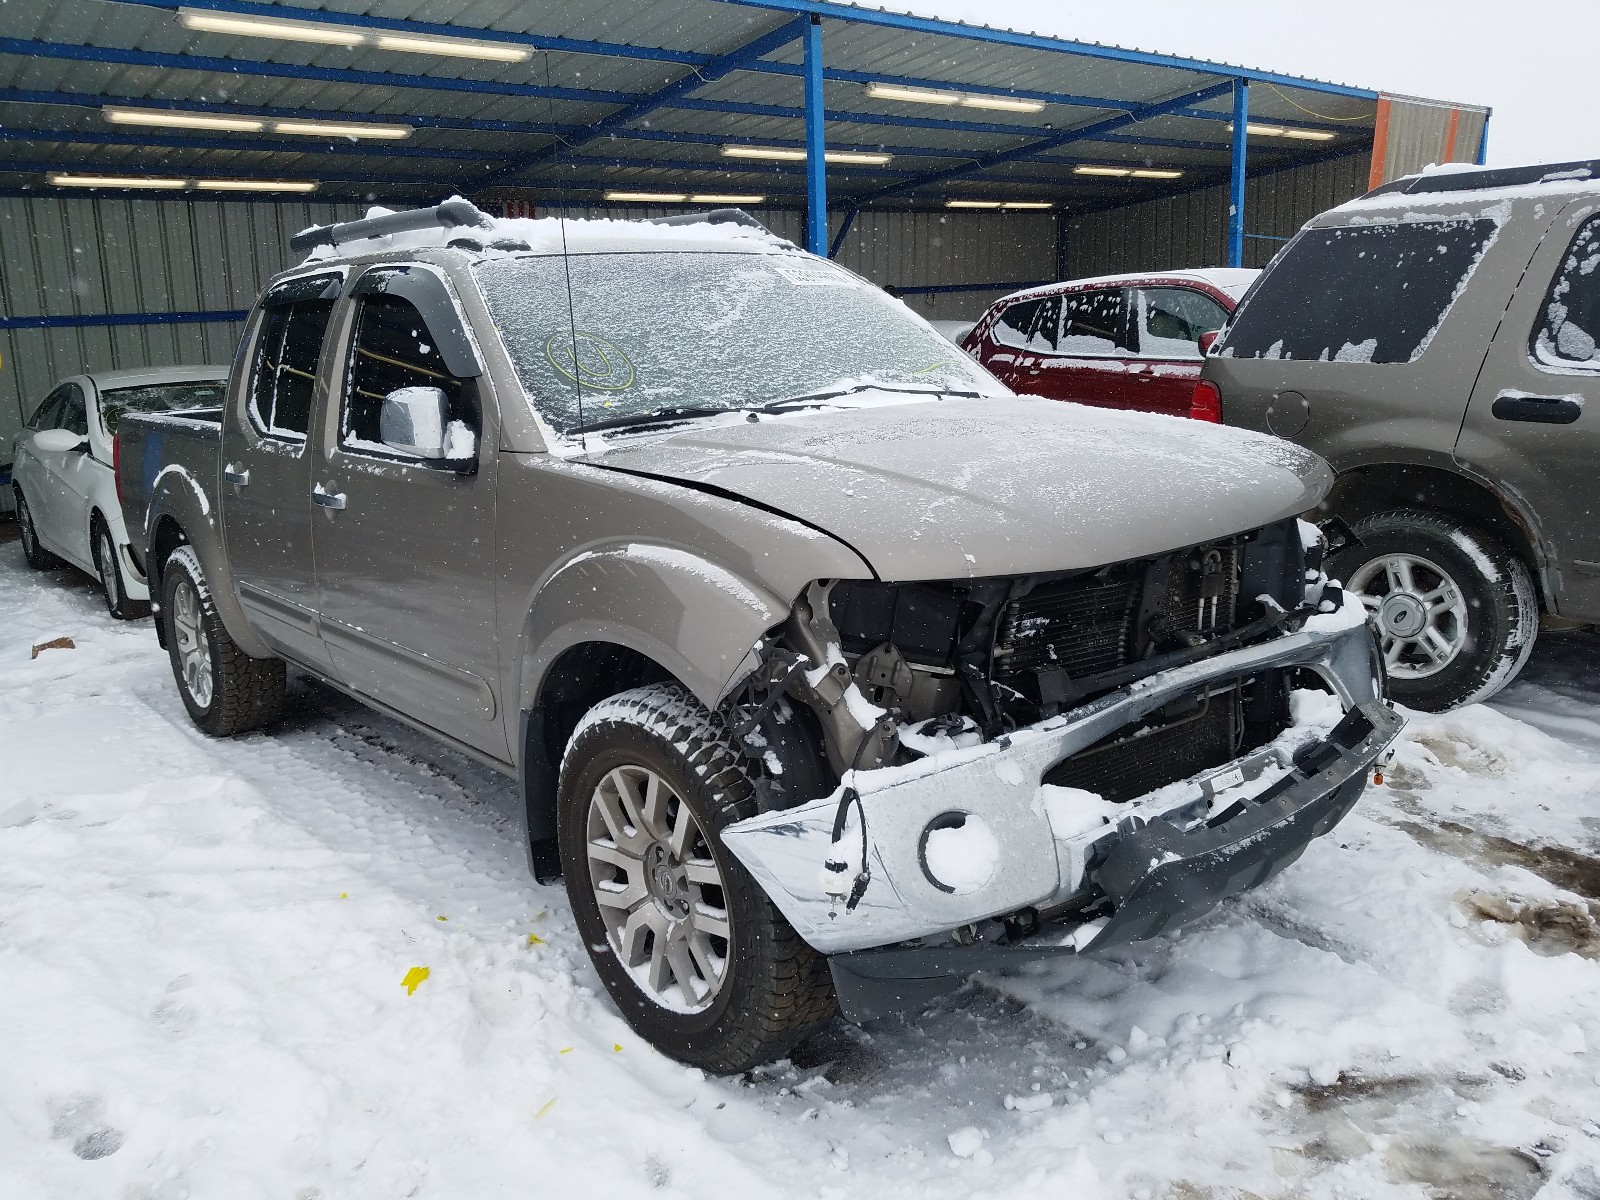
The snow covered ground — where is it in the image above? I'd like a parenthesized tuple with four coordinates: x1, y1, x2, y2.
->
(6, 544, 1600, 1200)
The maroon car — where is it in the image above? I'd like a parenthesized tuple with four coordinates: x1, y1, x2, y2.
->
(963, 269, 1259, 420)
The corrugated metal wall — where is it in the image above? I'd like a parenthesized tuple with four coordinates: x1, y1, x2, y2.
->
(1063, 154, 1369, 277)
(0, 197, 364, 462)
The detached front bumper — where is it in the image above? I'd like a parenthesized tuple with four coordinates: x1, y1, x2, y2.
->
(721, 617, 1400, 990)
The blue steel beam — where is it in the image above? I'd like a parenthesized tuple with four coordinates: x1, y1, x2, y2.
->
(828, 206, 858, 258)
(1228, 80, 1249, 267)
(803, 16, 827, 254)
(0, 158, 467, 188)
(484, 16, 810, 185)
(0, 126, 507, 163)
(854, 82, 1234, 205)
(709, 0, 1383, 100)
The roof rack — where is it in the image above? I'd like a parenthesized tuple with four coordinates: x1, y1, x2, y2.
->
(646, 207, 772, 233)
(1366, 159, 1600, 199)
(290, 197, 495, 251)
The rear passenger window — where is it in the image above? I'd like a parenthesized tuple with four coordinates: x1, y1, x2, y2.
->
(1533, 215, 1600, 370)
(992, 297, 1046, 350)
(340, 294, 476, 458)
(1137, 287, 1229, 358)
(248, 274, 340, 439)
(1219, 219, 1500, 364)
(1059, 289, 1130, 356)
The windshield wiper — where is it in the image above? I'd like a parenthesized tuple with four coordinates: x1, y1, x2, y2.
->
(758, 383, 983, 412)
(569, 405, 735, 435)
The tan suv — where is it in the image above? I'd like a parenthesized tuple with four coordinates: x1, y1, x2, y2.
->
(1205, 159, 1600, 712)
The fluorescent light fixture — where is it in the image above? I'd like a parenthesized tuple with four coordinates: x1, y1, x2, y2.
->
(866, 81, 1044, 113)
(720, 145, 893, 166)
(946, 199, 1054, 210)
(946, 200, 1003, 209)
(999, 200, 1055, 209)
(1130, 168, 1184, 179)
(103, 105, 266, 133)
(176, 7, 530, 62)
(177, 8, 364, 46)
(195, 178, 318, 192)
(48, 173, 188, 189)
(690, 193, 765, 204)
(604, 191, 689, 202)
(867, 82, 961, 106)
(1228, 122, 1335, 141)
(1074, 165, 1183, 180)
(958, 94, 1045, 113)
(271, 119, 413, 140)
(1074, 165, 1131, 177)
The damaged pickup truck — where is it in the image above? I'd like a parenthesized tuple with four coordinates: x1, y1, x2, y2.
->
(115, 200, 1399, 1073)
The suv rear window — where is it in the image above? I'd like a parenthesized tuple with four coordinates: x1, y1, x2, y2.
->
(1533, 214, 1600, 370)
(1219, 218, 1500, 364)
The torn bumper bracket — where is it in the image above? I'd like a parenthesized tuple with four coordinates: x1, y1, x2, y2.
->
(828, 701, 1401, 1023)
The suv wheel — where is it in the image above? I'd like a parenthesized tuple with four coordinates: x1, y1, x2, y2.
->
(93, 518, 149, 620)
(15, 489, 60, 570)
(162, 545, 286, 736)
(558, 683, 836, 1073)
(1334, 508, 1537, 711)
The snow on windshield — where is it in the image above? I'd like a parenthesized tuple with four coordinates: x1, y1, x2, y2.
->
(474, 251, 1004, 435)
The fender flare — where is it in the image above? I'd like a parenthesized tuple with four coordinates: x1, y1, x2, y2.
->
(143, 466, 276, 660)
(516, 541, 789, 721)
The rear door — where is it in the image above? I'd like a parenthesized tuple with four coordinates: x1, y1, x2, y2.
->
(312, 264, 504, 757)
(219, 271, 342, 670)
(1024, 287, 1138, 409)
(1456, 199, 1600, 619)
(1129, 286, 1231, 416)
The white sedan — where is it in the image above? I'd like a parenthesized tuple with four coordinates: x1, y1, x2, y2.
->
(12, 366, 227, 618)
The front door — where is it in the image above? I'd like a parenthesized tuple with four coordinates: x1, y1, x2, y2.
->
(1128, 286, 1231, 417)
(34, 382, 95, 569)
(312, 265, 504, 758)
(1457, 199, 1600, 620)
(219, 271, 342, 670)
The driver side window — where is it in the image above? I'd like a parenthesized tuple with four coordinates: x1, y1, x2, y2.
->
(26, 388, 65, 431)
(340, 293, 478, 460)
(58, 385, 88, 436)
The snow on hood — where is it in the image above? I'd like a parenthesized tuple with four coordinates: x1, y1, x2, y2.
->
(587, 395, 1332, 581)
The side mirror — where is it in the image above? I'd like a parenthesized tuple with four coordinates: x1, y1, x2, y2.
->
(1197, 330, 1221, 355)
(379, 386, 478, 472)
(34, 428, 88, 453)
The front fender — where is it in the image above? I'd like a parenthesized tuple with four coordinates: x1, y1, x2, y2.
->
(517, 541, 789, 717)
(145, 466, 276, 661)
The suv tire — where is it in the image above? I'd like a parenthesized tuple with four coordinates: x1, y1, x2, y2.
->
(93, 516, 150, 620)
(1333, 507, 1537, 712)
(15, 488, 61, 570)
(162, 545, 286, 736)
(558, 683, 837, 1073)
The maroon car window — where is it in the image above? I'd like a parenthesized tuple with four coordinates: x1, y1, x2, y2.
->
(1137, 288, 1229, 359)
(991, 296, 1048, 350)
(1059, 289, 1130, 356)
(1533, 214, 1600, 370)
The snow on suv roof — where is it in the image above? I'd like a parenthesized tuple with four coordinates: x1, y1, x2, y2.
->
(997, 267, 1261, 306)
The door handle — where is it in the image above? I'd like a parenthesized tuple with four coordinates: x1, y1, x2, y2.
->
(312, 483, 347, 510)
(223, 463, 250, 487)
(1492, 391, 1583, 424)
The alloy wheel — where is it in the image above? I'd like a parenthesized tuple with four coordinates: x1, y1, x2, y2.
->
(585, 764, 733, 1012)
(19, 497, 36, 555)
(171, 579, 214, 708)
(1347, 552, 1469, 679)
(98, 530, 118, 609)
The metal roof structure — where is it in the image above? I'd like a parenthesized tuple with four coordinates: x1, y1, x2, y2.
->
(0, 0, 1481, 263)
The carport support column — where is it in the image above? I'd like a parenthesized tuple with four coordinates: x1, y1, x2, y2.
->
(1228, 78, 1249, 268)
(803, 15, 828, 256)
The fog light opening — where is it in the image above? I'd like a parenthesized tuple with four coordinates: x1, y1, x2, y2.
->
(919, 810, 1000, 896)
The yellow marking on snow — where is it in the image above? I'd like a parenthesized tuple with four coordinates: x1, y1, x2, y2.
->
(436, 915, 448, 922)
(528, 933, 544, 946)
(559, 1047, 573, 1055)
(613, 1043, 622, 1053)
(535, 1098, 557, 1119)
(401, 966, 430, 995)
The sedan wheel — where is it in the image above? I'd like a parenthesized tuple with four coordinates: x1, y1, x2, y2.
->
(1346, 552, 1468, 679)
(586, 764, 732, 1012)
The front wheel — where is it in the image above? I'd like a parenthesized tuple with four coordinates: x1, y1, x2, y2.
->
(1334, 508, 1537, 712)
(162, 546, 286, 737)
(557, 684, 836, 1073)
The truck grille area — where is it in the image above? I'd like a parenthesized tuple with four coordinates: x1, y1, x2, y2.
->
(1044, 688, 1240, 804)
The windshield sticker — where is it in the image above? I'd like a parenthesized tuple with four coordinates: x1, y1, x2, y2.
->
(545, 331, 636, 392)
(771, 259, 853, 287)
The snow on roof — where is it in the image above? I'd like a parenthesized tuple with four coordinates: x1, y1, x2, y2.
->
(996, 267, 1262, 306)
(300, 200, 793, 266)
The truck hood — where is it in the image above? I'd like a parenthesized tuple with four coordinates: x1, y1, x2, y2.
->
(585, 395, 1332, 580)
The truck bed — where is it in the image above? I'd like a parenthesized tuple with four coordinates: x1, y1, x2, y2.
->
(116, 407, 223, 570)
